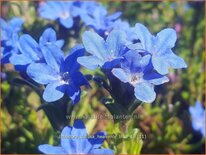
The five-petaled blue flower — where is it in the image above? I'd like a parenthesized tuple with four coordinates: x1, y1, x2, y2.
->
(1, 17, 24, 64)
(129, 23, 187, 75)
(38, 120, 114, 154)
(79, 4, 122, 36)
(112, 50, 169, 103)
(38, 1, 78, 28)
(10, 28, 64, 68)
(189, 101, 205, 137)
(77, 30, 127, 70)
(27, 45, 88, 104)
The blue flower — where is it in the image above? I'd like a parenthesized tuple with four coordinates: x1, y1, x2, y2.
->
(38, 120, 114, 154)
(10, 28, 63, 68)
(129, 23, 187, 75)
(77, 30, 127, 70)
(1, 17, 24, 64)
(112, 50, 169, 103)
(38, 1, 78, 28)
(27, 45, 88, 104)
(79, 4, 121, 36)
(189, 101, 205, 137)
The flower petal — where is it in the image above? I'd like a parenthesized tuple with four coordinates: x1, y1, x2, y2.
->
(152, 50, 187, 75)
(10, 54, 33, 65)
(61, 47, 84, 73)
(39, 28, 56, 45)
(18, 34, 41, 61)
(70, 72, 89, 86)
(82, 31, 107, 60)
(59, 17, 74, 28)
(112, 68, 129, 83)
(41, 45, 64, 72)
(66, 84, 81, 104)
(106, 30, 126, 56)
(60, 126, 73, 153)
(134, 82, 156, 103)
(156, 28, 177, 54)
(77, 56, 104, 70)
(143, 72, 169, 85)
(27, 63, 59, 84)
(89, 131, 107, 149)
(43, 81, 66, 102)
(134, 23, 153, 51)
(90, 148, 114, 154)
(38, 144, 65, 154)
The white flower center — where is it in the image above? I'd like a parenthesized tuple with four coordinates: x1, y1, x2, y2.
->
(60, 11, 70, 19)
(129, 73, 143, 86)
(61, 72, 70, 84)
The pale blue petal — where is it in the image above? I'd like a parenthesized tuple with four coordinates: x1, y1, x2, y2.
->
(134, 82, 156, 103)
(9, 54, 33, 65)
(38, 144, 65, 154)
(82, 31, 107, 60)
(156, 28, 177, 54)
(43, 81, 66, 102)
(106, 30, 126, 56)
(145, 74, 169, 85)
(9, 17, 24, 32)
(70, 120, 90, 152)
(134, 23, 153, 51)
(55, 40, 64, 48)
(152, 50, 187, 75)
(61, 126, 73, 154)
(59, 17, 73, 28)
(41, 45, 64, 72)
(77, 56, 104, 70)
(18, 34, 41, 61)
(39, 28, 56, 45)
(112, 68, 129, 83)
(27, 63, 59, 84)
(106, 12, 122, 21)
(90, 148, 114, 154)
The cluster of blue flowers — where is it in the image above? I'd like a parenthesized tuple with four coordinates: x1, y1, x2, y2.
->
(1, 1, 189, 154)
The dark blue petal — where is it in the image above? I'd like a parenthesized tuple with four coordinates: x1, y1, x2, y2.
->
(61, 46, 84, 73)
(71, 72, 89, 86)
(102, 57, 123, 69)
(66, 84, 81, 104)
(89, 131, 107, 149)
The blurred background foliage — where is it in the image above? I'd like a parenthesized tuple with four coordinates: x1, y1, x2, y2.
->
(1, 0, 205, 154)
